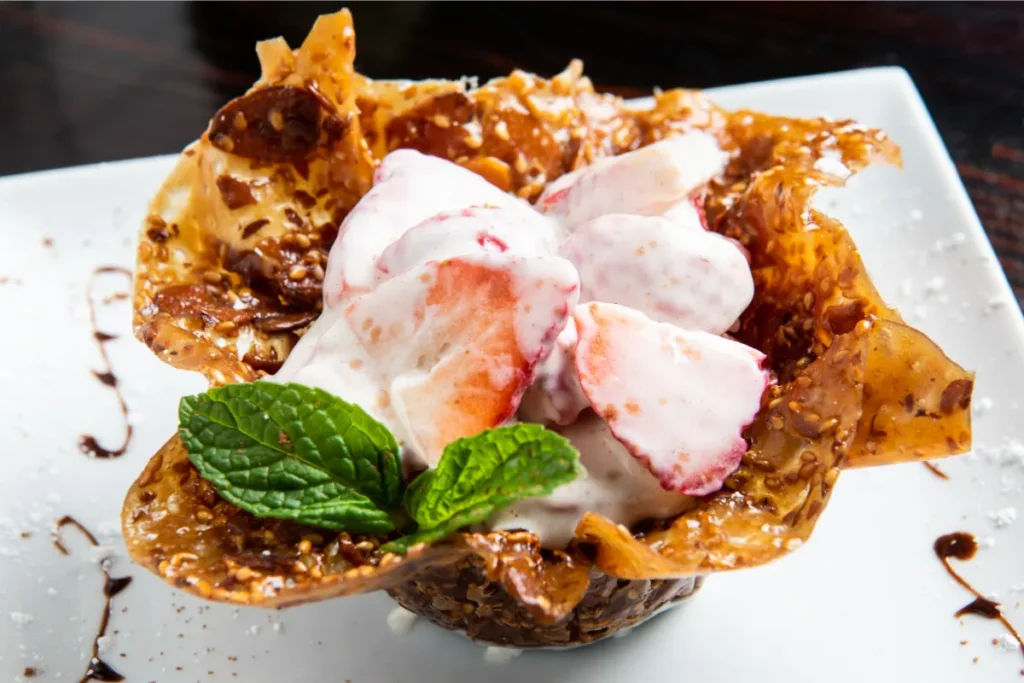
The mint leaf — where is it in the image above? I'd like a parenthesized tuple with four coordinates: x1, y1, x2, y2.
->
(382, 424, 583, 552)
(179, 381, 402, 533)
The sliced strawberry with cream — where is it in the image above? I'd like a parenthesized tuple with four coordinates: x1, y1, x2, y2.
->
(345, 254, 579, 467)
(323, 149, 531, 307)
(518, 322, 589, 426)
(573, 302, 769, 496)
(662, 192, 708, 231)
(537, 131, 728, 228)
(561, 214, 753, 335)
(270, 311, 392, 425)
(374, 205, 562, 284)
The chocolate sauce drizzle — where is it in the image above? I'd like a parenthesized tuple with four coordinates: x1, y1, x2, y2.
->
(922, 462, 949, 480)
(79, 266, 133, 459)
(52, 515, 132, 682)
(934, 532, 1023, 659)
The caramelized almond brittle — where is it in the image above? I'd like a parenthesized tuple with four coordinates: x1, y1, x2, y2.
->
(123, 9, 972, 624)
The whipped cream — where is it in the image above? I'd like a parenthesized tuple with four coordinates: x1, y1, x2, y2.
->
(323, 149, 538, 306)
(489, 415, 697, 546)
(536, 131, 727, 227)
(275, 138, 765, 547)
(561, 213, 753, 334)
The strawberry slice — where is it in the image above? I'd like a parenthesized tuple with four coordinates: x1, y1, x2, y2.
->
(537, 131, 727, 228)
(323, 149, 530, 307)
(518, 322, 589, 426)
(270, 310, 392, 425)
(561, 214, 753, 334)
(374, 205, 562, 284)
(345, 254, 579, 467)
(573, 302, 769, 496)
(662, 191, 709, 231)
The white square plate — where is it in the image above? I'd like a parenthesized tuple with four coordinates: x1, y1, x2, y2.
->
(1, 67, 1022, 682)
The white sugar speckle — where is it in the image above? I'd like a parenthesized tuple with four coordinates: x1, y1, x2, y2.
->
(910, 209, 923, 221)
(483, 647, 522, 664)
(46, 587, 57, 597)
(96, 636, 112, 654)
(986, 296, 1008, 313)
(988, 507, 1017, 528)
(979, 440, 1024, 468)
(977, 536, 996, 549)
(272, 622, 282, 633)
(1010, 584, 1024, 594)
(386, 606, 418, 635)
(994, 634, 1019, 652)
(10, 612, 34, 628)
(975, 397, 994, 417)
(247, 624, 260, 636)
(922, 277, 944, 296)
(1001, 441, 1024, 467)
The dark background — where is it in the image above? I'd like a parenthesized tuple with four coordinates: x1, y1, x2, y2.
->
(1, 1, 1022, 300)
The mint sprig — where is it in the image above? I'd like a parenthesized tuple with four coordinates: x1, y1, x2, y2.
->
(382, 425, 584, 552)
(179, 382, 402, 533)
(178, 382, 583, 551)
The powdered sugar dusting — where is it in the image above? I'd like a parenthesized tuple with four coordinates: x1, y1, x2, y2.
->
(483, 646, 522, 664)
(387, 606, 418, 635)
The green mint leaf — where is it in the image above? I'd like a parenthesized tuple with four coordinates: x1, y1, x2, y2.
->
(382, 424, 584, 553)
(179, 381, 403, 533)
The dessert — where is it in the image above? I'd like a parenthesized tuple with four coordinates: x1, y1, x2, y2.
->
(122, 9, 974, 648)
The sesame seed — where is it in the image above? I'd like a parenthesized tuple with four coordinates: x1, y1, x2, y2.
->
(493, 120, 510, 141)
(170, 552, 198, 567)
(298, 540, 313, 555)
(824, 467, 840, 486)
(288, 266, 308, 281)
(269, 109, 285, 132)
(213, 133, 234, 152)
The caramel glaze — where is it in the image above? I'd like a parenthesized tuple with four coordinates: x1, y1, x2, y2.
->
(53, 515, 132, 682)
(934, 532, 1023, 658)
(79, 267, 133, 459)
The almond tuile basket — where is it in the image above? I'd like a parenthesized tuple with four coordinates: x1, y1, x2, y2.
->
(122, 9, 973, 647)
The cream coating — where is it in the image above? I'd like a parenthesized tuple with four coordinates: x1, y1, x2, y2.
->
(323, 149, 533, 306)
(561, 214, 754, 334)
(277, 140, 763, 547)
(573, 302, 769, 496)
(489, 415, 696, 546)
(536, 131, 728, 228)
(375, 205, 563, 283)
